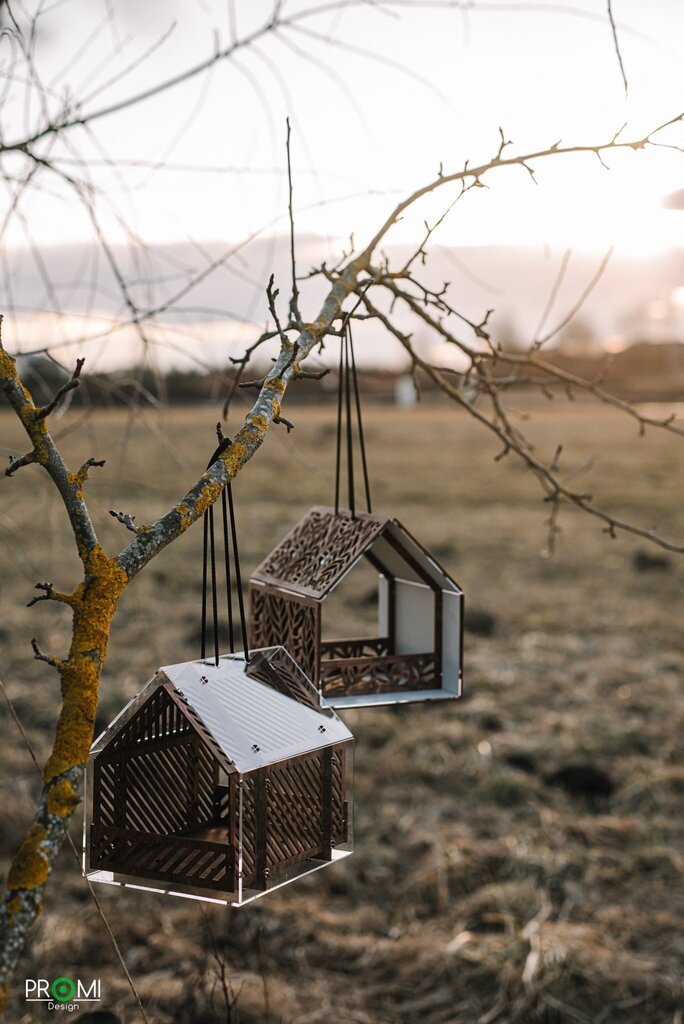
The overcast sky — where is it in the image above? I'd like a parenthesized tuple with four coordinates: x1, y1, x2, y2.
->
(1, 0, 683, 368)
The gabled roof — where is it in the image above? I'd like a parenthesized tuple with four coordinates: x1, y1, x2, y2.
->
(93, 647, 352, 774)
(251, 506, 461, 599)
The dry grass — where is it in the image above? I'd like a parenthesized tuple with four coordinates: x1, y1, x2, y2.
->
(0, 400, 683, 1023)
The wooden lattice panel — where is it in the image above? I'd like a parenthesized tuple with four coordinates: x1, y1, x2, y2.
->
(251, 507, 388, 599)
(265, 753, 325, 873)
(330, 746, 348, 846)
(239, 775, 258, 888)
(106, 684, 193, 755)
(94, 686, 218, 837)
(320, 651, 436, 698)
(90, 824, 233, 892)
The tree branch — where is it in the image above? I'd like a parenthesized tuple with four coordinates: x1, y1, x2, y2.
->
(0, 324, 99, 559)
(109, 510, 139, 534)
(30, 638, 63, 669)
(26, 582, 73, 608)
(35, 357, 84, 420)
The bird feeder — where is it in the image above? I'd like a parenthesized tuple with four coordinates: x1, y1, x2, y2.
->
(249, 506, 464, 709)
(84, 646, 353, 905)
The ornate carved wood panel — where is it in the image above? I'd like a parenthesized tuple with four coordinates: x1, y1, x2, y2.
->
(320, 637, 391, 660)
(252, 507, 389, 599)
(320, 651, 436, 698)
(250, 586, 320, 684)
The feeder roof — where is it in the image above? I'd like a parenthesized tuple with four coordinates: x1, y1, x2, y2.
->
(96, 647, 352, 775)
(251, 506, 461, 599)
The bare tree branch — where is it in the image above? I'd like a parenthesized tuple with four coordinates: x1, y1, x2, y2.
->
(35, 357, 85, 420)
(606, 0, 629, 95)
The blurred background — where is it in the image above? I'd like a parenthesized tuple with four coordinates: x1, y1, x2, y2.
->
(1, 2, 683, 1022)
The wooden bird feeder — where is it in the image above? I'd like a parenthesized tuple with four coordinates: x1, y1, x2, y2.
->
(85, 646, 353, 905)
(249, 506, 464, 708)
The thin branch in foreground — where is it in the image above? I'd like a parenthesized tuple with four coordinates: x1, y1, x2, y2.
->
(109, 509, 139, 533)
(26, 582, 72, 608)
(606, 0, 628, 96)
(76, 457, 106, 484)
(35, 357, 85, 420)
(274, 414, 295, 432)
(30, 638, 62, 669)
(5, 452, 36, 476)
(357, 290, 684, 555)
(285, 117, 301, 325)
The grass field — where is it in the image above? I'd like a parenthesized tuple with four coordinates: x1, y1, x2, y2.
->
(1, 400, 683, 1024)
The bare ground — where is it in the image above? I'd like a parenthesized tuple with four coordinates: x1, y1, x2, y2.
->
(0, 401, 682, 1024)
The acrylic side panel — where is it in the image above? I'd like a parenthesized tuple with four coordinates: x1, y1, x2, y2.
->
(378, 575, 390, 638)
(393, 578, 434, 655)
(441, 589, 463, 696)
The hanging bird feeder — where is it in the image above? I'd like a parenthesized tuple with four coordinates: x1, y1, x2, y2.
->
(249, 318, 464, 709)
(85, 646, 353, 905)
(84, 437, 353, 905)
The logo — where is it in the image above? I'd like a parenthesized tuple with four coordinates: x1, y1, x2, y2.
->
(25, 976, 101, 1012)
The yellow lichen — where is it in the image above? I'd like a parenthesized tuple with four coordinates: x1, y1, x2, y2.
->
(219, 440, 249, 480)
(7, 824, 49, 890)
(194, 479, 224, 520)
(251, 413, 269, 433)
(47, 778, 80, 818)
(43, 546, 128, 783)
(175, 502, 192, 532)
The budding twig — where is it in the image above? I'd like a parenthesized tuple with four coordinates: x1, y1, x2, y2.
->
(26, 582, 72, 608)
(109, 509, 138, 533)
(274, 414, 295, 432)
(76, 458, 106, 484)
(30, 638, 62, 669)
(35, 357, 85, 420)
(6, 452, 36, 476)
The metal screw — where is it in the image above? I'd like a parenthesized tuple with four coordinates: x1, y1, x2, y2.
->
(200, 675, 209, 685)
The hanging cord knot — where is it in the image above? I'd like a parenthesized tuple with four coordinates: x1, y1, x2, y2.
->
(200, 432, 250, 666)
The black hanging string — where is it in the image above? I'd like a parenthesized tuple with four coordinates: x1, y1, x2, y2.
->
(334, 317, 372, 517)
(344, 328, 355, 516)
(220, 489, 234, 655)
(349, 320, 372, 514)
(199, 434, 249, 665)
(208, 505, 220, 666)
(334, 328, 345, 515)
(227, 479, 250, 659)
(200, 512, 209, 661)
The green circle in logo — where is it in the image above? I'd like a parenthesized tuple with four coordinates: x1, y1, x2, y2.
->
(51, 977, 76, 1002)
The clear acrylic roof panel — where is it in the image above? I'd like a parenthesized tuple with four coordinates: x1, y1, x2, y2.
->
(160, 649, 352, 773)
